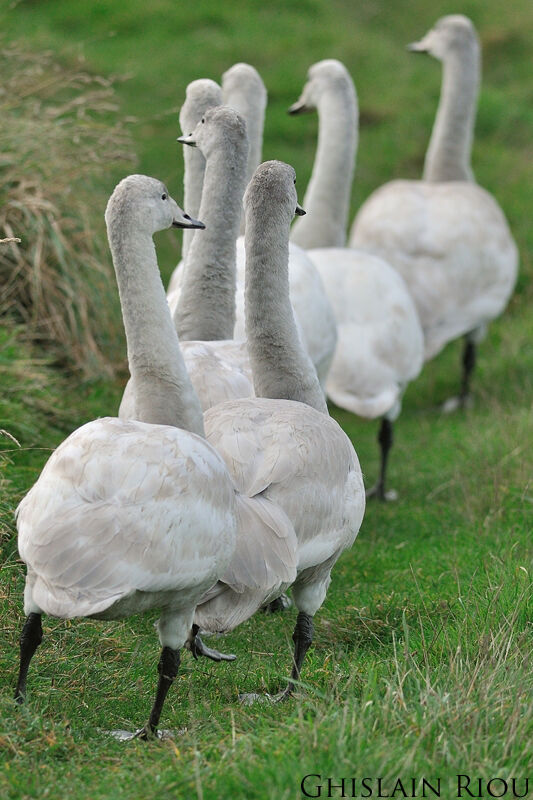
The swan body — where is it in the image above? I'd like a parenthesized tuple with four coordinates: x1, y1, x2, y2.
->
(194, 162, 365, 695)
(308, 248, 423, 417)
(350, 181, 517, 361)
(14, 175, 238, 736)
(196, 398, 363, 633)
(17, 417, 237, 624)
(350, 16, 518, 378)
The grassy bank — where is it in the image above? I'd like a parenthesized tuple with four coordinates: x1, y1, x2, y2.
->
(0, 1, 531, 797)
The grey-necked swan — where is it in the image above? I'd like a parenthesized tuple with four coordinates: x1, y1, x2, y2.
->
(14, 176, 238, 739)
(350, 16, 518, 410)
(194, 162, 365, 698)
(289, 60, 424, 500)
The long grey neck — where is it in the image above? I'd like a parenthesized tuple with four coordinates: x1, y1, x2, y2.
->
(223, 88, 265, 189)
(181, 141, 205, 262)
(111, 226, 205, 435)
(180, 101, 208, 262)
(423, 45, 479, 182)
(291, 89, 357, 249)
(175, 143, 247, 341)
(223, 87, 265, 235)
(245, 210, 328, 414)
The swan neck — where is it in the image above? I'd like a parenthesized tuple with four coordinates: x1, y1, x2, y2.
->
(110, 225, 205, 435)
(245, 211, 328, 413)
(181, 146, 206, 261)
(423, 45, 479, 182)
(175, 143, 248, 341)
(223, 85, 266, 236)
(291, 88, 357, 248)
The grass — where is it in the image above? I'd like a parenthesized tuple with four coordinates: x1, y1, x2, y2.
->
(0, 1, 532, 798)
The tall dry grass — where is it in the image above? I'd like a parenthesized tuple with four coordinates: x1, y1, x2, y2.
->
(0, 40, 136, 375)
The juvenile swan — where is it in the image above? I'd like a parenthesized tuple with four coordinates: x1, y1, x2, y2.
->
(288, 60, 424, 500)
(14, 176, 238, 738)
(196, 162, 365, 699)
(350, 16, 518, 409)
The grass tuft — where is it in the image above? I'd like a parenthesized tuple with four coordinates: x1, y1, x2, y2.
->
(0, 40, 136, 375)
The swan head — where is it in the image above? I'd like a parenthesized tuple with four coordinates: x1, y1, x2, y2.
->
(179, 79, 222, 137)
(222, 63, 267, 112)
(177, 105, 248, 160)
(407, 15, 479, 61)
(105, 175, 205, 238)
(288, 59, 353, 114)
(244, 161, 305, 226)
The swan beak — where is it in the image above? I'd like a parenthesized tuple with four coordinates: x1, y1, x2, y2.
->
(177, 133, 197, 147)
(407, 40, 428, 53)
(288, 99, 313, 115)
(295, 203, 306, 217)
(172, 213, 205, 230)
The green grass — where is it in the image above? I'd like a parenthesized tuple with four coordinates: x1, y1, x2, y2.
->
(1, 1, 532, 798)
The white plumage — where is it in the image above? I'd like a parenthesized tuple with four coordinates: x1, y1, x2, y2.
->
(350, 180, 518, 362)
(309, 249, 423, 418)
(17, 418, 237, 626)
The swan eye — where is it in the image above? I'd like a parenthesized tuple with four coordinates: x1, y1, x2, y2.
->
(201, 117, 205, 124)
(161, 193, 167, 200)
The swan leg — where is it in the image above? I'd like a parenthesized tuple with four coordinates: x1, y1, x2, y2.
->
(14, 613, 43, 704)
(188, 624, 236, 662)
(261, 593, 292, 614)
(366, 418, 397, 502)
(136, 646, 180, 739)
(277, 611, 314, 701)
(459, 336, 476, 407)
(442, 335, 477, 412)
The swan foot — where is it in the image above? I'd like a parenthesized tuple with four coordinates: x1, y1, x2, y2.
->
(106, 727, 178, 741)
(189, 633, 236, 663)
(238, 692, 274, 706)
(261, 593, 292, 613)
(365, 484, 398, 502)
(238, 688, 298, 706)
(441, 394, 474, 414)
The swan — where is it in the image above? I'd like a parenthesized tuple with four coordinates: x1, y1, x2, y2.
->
(122, 106, 256, 416)
(288, 60, 424, 500)
(194, 161, 365, 698)
(349, 16, 518, 410)
(14, 175, 239, 738)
